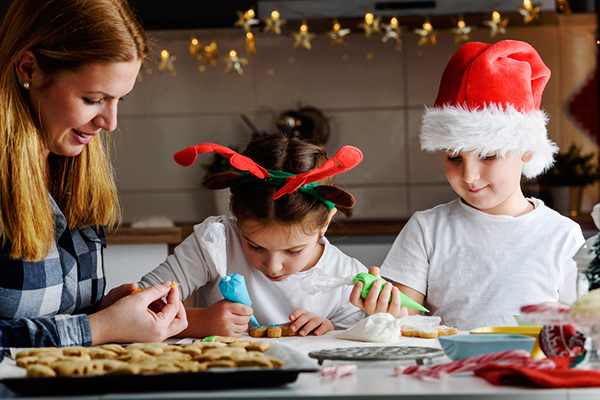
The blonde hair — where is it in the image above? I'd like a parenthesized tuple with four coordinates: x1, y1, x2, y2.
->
(0, 0, 148, 260)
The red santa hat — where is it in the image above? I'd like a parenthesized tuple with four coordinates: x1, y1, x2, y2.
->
(420, 40, 558, 178)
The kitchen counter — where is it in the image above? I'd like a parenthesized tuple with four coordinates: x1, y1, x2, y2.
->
(105, 214, 596, 248)
(0, 332, 598, 399)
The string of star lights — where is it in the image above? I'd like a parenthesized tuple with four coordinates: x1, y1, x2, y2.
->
(223, 49, 248, 75)
(263, 8, 287, 34)
(292, 20, 316, 49)
(519, 0, 541, 23)
(245, 32, 258, 57)
(381, 16, 406, 50)
(484, 10, 510, 38)
(148, 1, 558, 77)
(450, 15, 476, 45)
(157, 49, 176, 76)
(357, 12, 382, 39)
(414, 17, 438, 47)
(325, 18, 351, 46)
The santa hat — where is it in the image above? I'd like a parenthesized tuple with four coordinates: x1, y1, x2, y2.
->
(420, 40, 558, 178)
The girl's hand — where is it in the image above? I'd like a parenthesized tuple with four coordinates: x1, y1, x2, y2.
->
(89, 281, 188, 345)
(182, 300, 253, 338)
(288, 309, 333, 336)
(349, 267, 408, 318)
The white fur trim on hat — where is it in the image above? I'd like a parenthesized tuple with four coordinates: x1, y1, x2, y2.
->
(420, 104, 558, 178)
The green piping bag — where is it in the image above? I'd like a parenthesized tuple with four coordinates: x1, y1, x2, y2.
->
(353, 273, 429, 312)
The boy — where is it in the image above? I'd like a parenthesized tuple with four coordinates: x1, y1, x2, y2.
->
(350, 40, 585, 330)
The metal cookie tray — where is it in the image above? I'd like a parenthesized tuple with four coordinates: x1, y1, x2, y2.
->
(308, 346, 445, 365)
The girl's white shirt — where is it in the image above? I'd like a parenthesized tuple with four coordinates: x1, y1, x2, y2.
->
(380, 198, 585, 330)
(139, 216, 368, 329)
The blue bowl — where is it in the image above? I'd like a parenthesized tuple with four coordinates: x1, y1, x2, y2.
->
(438, 334, 536, 360)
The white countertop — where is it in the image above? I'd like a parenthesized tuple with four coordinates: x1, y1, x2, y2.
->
(1, 331, 599, 399)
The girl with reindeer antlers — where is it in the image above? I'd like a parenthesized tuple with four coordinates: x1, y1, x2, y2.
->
(137, 133, 375, 338)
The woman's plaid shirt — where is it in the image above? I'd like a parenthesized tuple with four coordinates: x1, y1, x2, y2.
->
(0, 196, 106, 348)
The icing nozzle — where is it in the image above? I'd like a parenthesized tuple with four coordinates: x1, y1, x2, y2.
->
(352, 272, 429, 313)
(219, 273, 259, 327)
(249, 314, 259, 327)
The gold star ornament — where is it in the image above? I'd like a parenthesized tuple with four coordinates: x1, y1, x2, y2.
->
(325, 19, 350, 46)
(519, 0, 541, 23)
(245, 32, 257, 57)
(234, 8, 259, 32)
(223, 49, 248, 75)
(203, 41, 220, 66)
(157, 49, 176, 76)
(381, 17, 405, 46)
(450, 16, 475, 45)
(358, 12, 381, 38)
(291, 22, 316, 50)
(263, 9, 287, 34)
(414, 19, 437, 47)
(188, 37, 204, 61)
(484, 11, 509, 37)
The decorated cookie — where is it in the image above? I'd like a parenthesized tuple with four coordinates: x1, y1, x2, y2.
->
(248, 324, 299, 338)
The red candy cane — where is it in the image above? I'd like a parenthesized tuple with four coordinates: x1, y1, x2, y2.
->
(394, 349, 551, 379)
(321, 364, 358, 378)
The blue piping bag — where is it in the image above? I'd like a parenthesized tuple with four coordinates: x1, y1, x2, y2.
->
(219, 273, 259, 327)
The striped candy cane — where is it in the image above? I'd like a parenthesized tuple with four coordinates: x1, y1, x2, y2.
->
(394, 349, 554, 380)
(321, 364, 358, 378)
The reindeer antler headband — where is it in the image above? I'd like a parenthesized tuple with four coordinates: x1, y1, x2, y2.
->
(174, 143, 363, 210)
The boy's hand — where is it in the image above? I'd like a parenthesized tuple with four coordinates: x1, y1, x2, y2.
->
(288, 309, 333, 336)
(349, 267, 408, 318)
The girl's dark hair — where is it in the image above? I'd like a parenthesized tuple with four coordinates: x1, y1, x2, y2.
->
(231, 133, 352, 233)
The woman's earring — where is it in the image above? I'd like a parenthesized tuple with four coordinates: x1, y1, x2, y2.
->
(23, 82, 30, 89)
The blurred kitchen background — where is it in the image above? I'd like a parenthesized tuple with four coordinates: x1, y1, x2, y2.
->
(3, 0, 598, 289)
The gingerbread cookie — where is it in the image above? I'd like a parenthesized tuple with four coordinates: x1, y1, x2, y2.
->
(14, 339, 279, 378)
(401, 325, 458, 339)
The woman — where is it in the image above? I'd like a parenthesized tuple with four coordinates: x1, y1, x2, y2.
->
(0, 0, 187, 348)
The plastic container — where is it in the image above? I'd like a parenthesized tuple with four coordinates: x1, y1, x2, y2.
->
(439, 334, 536, 361)
(470, 326, 543, 358)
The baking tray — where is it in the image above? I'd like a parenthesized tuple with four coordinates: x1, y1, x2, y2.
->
(0, 343, 318, 396)
(308, 346, 445, 365)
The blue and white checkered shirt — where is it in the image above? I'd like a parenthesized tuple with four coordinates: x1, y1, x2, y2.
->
(0, 196, 106, 348)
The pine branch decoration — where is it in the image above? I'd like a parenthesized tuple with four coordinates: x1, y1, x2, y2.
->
(586, 234, 600, 290)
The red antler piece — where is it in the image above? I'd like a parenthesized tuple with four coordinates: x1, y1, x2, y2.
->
(173, 143, 270, 179)
(273, 146, 363, 199)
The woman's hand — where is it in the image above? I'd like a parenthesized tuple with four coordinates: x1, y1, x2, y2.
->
(349, 267, 408, 318)
(89, 281, 188, 345)
(180, 300, 253, 338)
(288, 309, 333, 336)
(98, 282, 138, 311)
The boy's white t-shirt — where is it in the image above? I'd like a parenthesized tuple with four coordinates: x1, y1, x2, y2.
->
(139, 216, 368, 330)
(380, 198, 585, 330)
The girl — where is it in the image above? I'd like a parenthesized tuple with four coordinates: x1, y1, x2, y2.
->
(139, 133, 368, 337)
(0, 0, 186, 348)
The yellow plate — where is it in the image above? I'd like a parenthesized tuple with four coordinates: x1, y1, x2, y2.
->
(470, 326, 544, 359)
